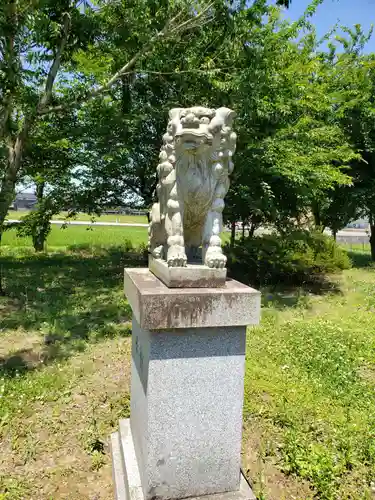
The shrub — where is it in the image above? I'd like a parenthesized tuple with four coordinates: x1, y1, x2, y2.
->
(225, 230, 351, 287)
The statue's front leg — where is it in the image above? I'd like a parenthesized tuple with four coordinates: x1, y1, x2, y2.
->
(148, 202, 164, 259)
(165, 183, 187, 267)
(203, 182, 227, 269)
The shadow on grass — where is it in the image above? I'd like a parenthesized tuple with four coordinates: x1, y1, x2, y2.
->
(0, 246, 147, 377)
(228, 262, 343, 310)
(259, 277, 343, 310)
(1, 243, 352, 375)
(347, 251, 374, 269)
(0, 349, 42, 376)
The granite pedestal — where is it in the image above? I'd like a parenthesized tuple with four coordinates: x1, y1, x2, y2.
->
(111, 268, 260, 500)
(149, 255, 227, 288)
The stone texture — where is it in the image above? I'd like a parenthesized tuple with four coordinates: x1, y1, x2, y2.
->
(124, 268, 260, 330)
(130, 317, 247, 500)
(148, 106, 237, 269)
(149, 255, 226, 288)
(110, 431, 126, 500)
(111, 419, 256, 500)
(111, 269, 261, 500)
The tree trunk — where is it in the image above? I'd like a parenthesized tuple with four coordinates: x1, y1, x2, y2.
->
(0, 177, 16, 229)
(0, 155, 18, 298)
(311, 202, 324, 232)
(32, 181, 46, 252)
(230, 221, 236, 248)
(370, 224, 375, 261)
(36, 180, 44, 202)
(30, 211, 52, 253)
(242, 221, 245, 239)
(0, 176, 17, 293)
(0, 230, 5, 296)
(32, 231, 45, 252)
(332, 230, 337, 242)
(0, 120, 32, 229)
(249, 223, 257, 238)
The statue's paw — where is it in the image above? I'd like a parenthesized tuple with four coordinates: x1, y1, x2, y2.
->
(152, 245, 164, 260)
(167, 246, 187, 267)
(205, 250, 227, 269)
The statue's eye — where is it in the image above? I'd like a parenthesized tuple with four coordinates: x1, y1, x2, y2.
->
(200, 117, 210, 124)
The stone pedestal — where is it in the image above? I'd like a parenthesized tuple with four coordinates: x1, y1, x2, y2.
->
(111, 269, 260, 500)
(149, 255, 227, 288)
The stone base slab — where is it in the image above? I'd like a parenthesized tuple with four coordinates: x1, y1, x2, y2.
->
(124, 268, 260, 330)
(149, 255, 226, 288)
(110, 419, 256, 500)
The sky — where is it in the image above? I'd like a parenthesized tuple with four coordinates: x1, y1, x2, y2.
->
(281, 0, 375, 52)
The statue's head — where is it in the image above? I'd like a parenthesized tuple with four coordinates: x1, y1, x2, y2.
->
(168, 107, 235, 155)
(169, 107, 215, 153)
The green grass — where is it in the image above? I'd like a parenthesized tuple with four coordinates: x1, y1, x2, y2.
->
(243, 257, 375, 499)
(2, 224, 229, 250)
(0, 246, 139, 499)
(6, 210, 148, 224)
(340, 242, 371, 252)
(2, 225, 148, 249)
(1, 234, 375, 499)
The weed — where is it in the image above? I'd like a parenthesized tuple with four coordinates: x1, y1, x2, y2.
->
(243, 259, 375, 499)
(0, 477, 30, 499)
(91, 450, 106, 471)
(1, 238, 375, 499)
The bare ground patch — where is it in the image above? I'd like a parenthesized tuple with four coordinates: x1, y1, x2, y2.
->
(0, 337, 131, 500)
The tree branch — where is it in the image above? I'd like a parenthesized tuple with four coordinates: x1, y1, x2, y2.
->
(12, 115, 33, 174)
(41, 2, 214, 116)
(0, 39, 5, 59)
(121, 67, 236, 76)
(122, 179, 143, 198)
(38, 12, 71, 110)
(168, 2, 213, 34)
(0, 97, 12, 137)
(0, 0, 18, 137)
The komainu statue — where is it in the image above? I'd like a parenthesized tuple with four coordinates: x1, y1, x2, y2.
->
(148, 106, 236, 269)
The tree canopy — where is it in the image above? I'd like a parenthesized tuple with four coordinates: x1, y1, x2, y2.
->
(2, 0, 375, 256)
(0, 0, 217, 227)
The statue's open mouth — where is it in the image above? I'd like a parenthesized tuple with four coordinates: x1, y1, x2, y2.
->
(175, 130, 213, 151)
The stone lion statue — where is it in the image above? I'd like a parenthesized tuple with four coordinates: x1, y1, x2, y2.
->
(148, 106, 236, 269)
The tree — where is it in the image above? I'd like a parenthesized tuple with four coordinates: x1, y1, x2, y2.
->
(71, 0, 355, 243)
(52, 0, 255, 214)
(15, 111, 81, 250)
(324, 27, 375, 256)
(313, 186, 361, 239)
(0, 0, 215, 237)
(2, 0, 262, 251)
(212, 3, 357, 239)
(2, 0, 360, 258)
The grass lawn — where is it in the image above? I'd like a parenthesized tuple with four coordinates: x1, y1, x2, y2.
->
(243, 253, 375, 499)
(1, 225, 230, 249)
(2, 225, 148, 249)
(1, 236, 375, 498)
(6, 210, 148, 224)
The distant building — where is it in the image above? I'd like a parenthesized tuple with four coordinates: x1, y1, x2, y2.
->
(346, 218, 369, 230)
(103, 207, 148, 216)
(11, 193, 37, 210)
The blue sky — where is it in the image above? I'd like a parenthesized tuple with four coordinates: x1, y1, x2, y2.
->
(281, 0, 375, 51)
